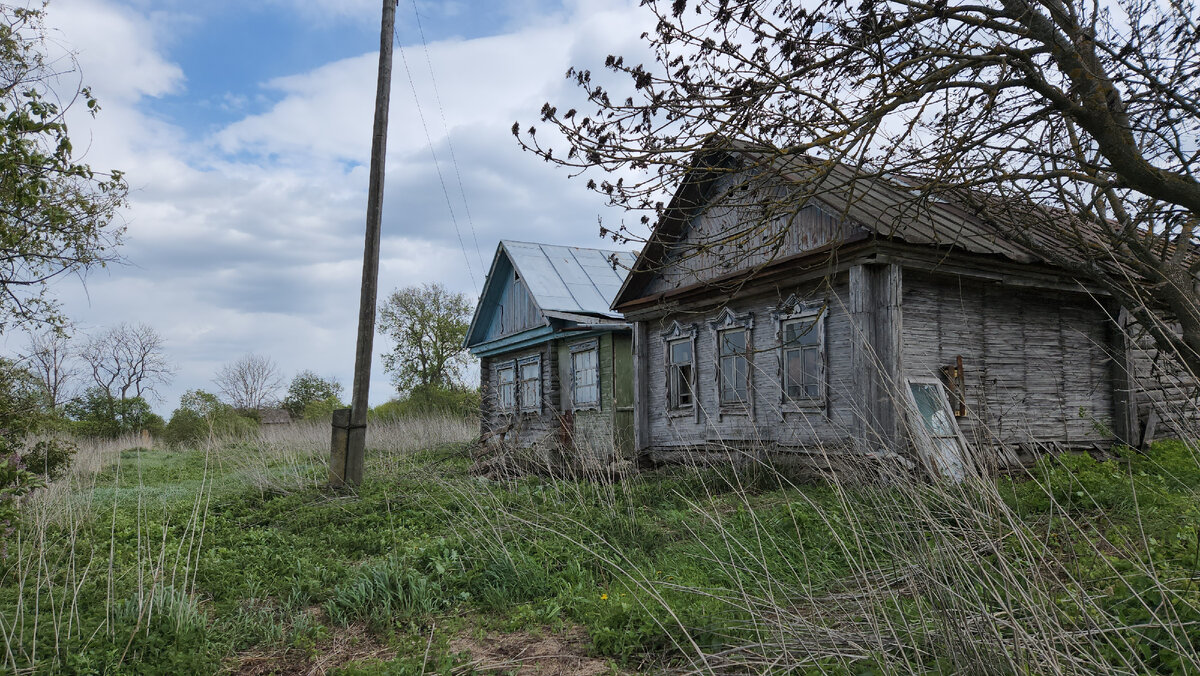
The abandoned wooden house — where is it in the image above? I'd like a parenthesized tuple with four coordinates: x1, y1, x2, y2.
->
(611, 146, 1198, 477)
(465, 241, 639, 466)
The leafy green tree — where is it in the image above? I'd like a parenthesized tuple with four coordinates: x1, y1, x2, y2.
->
(0, 6, 127, 330)
(282, 371, 343, 419)
(0, 357, 50, 450)
(299, 394, 345, 422)
(64, 387, 163, 439)
(163, 390, 257, 446)
(378, 283, 473, 395)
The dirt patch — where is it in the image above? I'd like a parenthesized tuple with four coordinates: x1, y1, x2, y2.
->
(230, 609, 395, 676)
(450, 626, 614, 676)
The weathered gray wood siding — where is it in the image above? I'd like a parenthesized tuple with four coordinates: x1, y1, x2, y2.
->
(643, 274, 859, 452)
(645, 174, 865, 294)
(482, 270, 544, 341)
(1123, 319, 1200, 439)
(901, 272, 1114, 458)
(479, 342, 561, 447)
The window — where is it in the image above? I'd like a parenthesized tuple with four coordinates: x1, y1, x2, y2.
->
(906, 378, 971, 480)
(718, 328, 750, 404)
(668, 339, 695, 409)
(496, 364, 515, 411)
(518, 357, 541, 413)
(571, 344, 600, 409)
(709, 308, 754, 410)
(782, 315, 822, 401)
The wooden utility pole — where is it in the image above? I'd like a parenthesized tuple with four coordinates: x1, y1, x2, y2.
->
(331, 0, 397, 487)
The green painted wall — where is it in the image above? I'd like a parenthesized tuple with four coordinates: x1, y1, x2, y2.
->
(557, 331, 634, 461)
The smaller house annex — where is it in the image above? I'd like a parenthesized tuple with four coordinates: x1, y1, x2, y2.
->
(612, 145, 1198, 477)
(465, 241, 639, 467)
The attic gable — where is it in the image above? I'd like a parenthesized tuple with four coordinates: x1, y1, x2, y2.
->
(464, 247, 547, 349)
(465, 241, 640, 351)
(618, 161, 865, 303)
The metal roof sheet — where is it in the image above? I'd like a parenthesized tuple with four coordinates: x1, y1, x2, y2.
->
(501, 241, 637, 318)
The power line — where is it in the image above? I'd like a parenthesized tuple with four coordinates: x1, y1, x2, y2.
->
(393, 21, 479, 294)
(406, 0, 487, 277)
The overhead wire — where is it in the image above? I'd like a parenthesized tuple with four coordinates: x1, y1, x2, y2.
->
(393, 8, 482, 294)
(406, 0, 488, 277)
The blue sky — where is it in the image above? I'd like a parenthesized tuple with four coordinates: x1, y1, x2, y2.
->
(7, 0, 655, 413)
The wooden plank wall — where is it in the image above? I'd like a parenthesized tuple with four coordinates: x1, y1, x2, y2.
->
(849, 264, 904, 453)
(645, 173, 864, 295)
(1123, 318, 1200, 439)
(901, 271, 1114, 461)
(479, 342, 561, 448)
(484, 270, 543, 341)
(642, 274, 859, 453)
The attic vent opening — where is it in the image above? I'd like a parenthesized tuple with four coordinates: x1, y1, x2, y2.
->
(514, 271, 520, 281)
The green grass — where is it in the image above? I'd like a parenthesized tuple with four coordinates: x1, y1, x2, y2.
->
(3, 428, 1200, 674)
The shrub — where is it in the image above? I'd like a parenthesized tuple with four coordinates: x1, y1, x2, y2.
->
(65, 388, 164, 438)
(21, 437, 77, 478)
(372, 384, 479, 420)
(163, 390, 258, 445)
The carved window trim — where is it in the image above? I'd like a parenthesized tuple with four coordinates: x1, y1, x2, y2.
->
(517, 354, 542, 414)
(772, 295, 828, 411)
(496, 361, 517, 413)
(708, 308, 755, 416)
(568, 339, 601, 412)
(662, 321, 699, 420)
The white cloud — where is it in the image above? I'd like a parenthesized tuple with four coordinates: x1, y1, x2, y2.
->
(47, 0, 184, 103)
(19, 0, 657, 412)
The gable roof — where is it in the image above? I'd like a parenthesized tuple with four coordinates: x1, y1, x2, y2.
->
(465, 240, 638, 350)
(613, 142, 1129, 309)
(503, 240, 637, 316)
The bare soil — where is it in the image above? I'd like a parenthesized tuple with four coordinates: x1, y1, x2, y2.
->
(449, 626, 615, 675)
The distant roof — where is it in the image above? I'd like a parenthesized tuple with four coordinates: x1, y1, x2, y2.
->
(501, 240, 637, 318)
(464, 240, 639, 352)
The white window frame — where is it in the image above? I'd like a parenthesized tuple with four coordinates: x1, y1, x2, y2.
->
(496, 362, 516, 413)
(662, 321, 698, 420)
(773, 296, 827, 410)
(709, 308, 754, 415)
(569, 339, 601, 411)
(517, 355, 542, 414)
(904, 376, 973, 481)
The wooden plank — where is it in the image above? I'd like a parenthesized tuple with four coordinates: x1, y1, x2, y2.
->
(632, 322, 651, 453)
(1109, 307, 1140, 448)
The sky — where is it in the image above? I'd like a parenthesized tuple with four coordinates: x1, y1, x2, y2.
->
(7, 0, 658, 413)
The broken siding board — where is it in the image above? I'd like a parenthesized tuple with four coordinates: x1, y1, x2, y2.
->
(1126, 319, 1200, 437)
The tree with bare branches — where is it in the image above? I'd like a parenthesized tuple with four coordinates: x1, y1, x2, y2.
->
(22, 330, 75, 410)
(214, 353, 285, 412)
(79, 323, 174, 402)
(518, 0, 1200, 375)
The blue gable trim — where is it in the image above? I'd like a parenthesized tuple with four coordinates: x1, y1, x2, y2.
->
(469, 325, 556, 358)
(469, 323, 632, 359)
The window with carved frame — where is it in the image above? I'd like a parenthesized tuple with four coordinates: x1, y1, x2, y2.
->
(709, 308, 754, 410)
(773, 297, 827, 407)
(496, 362, 516, 412)
(662, 322, 697, 414)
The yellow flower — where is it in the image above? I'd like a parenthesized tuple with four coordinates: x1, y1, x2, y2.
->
(600, 593, 608, 600)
